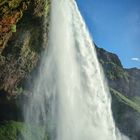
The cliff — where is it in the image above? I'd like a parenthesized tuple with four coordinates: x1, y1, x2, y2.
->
(0, 0, 140, 139)
(96, 46, 140, 140)
(0, 0, 50, 96)
(0, 0, 50, 121)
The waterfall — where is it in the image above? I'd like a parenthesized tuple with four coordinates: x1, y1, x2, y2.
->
(24, 0, 129, 140)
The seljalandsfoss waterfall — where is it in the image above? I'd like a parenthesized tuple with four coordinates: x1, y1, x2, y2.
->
(24, 0, 129, 140)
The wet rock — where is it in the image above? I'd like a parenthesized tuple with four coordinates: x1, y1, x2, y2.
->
(0, 0, 50, 96)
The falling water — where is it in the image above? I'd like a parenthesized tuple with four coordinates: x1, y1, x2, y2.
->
(24, 0, 129, 140)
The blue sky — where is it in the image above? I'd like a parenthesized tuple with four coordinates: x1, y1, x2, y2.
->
(76, 0, 140, 68)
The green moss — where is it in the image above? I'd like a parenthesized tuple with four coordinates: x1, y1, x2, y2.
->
(8, 0, 21, 9)
(15, 87, 23, 96)
(44, 1, 50, 13)
(10, 24, 16, 33)
(0, 121, 48, 140)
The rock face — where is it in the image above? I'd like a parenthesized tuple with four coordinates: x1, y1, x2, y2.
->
(96, 46, 140, 98)
(96, 47, 129, 96)
(125, 68, 140, 97)
(0, 0, 50, 121)
(0, 0, 30, 52)
(0, 0, 50, 96)
(96, 46, 140, 140)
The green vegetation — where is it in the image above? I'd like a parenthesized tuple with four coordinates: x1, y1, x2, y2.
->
(106, 62, 129, 81)
(44, 0, 50, 13)
(0, 121, 48, 140)
(8, 0, 21, 9)
(110, 88, 140, 113)
(99, 58, 129, 81)
(0, 0, 21, 9)
(0, 0, 7, 6)
(11, 24, 16, 33)
(132, 96, 140, 106)
(15, 87, 23, 95)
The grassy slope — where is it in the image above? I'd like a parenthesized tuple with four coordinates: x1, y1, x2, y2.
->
(110, 88, 140, 114)
(132, 96, 140, 106)
(0, 121, 47, 140)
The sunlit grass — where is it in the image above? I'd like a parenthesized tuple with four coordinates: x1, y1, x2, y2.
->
(110, 88, 140, 114)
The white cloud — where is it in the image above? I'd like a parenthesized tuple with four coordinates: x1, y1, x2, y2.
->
(131, 58, 140, 61)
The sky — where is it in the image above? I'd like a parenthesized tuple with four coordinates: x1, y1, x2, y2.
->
(76, 0, 140, 68)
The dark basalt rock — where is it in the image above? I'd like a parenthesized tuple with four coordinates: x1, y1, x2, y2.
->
(96, 45, 140, 140)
